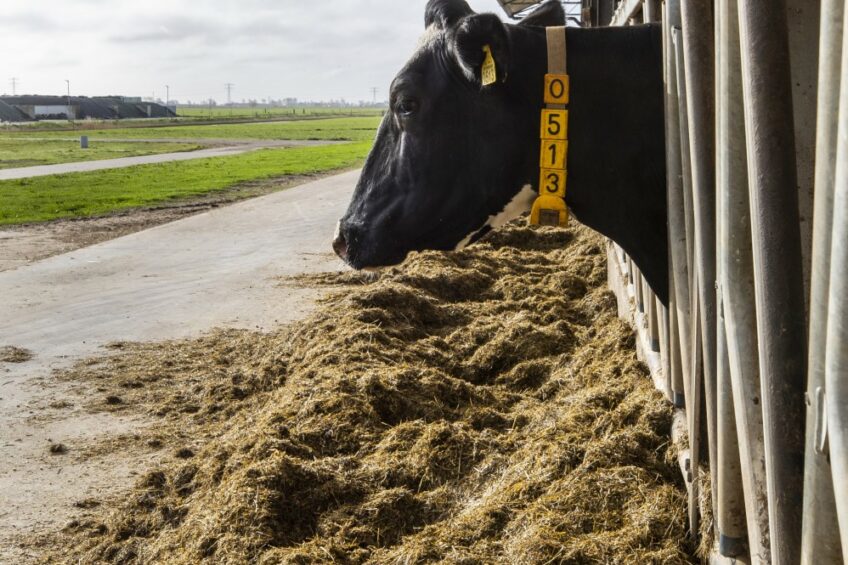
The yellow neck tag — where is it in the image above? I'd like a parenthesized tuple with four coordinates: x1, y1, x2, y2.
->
(530, 27, 569, 228)
(481, 45, 497, 86)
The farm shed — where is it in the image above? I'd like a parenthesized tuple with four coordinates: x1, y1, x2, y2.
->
(0, 99, 30, 122)
(0, 95, 177, 121)
(496, 0, 848, 563)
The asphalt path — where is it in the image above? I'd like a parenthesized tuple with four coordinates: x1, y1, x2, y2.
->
(0, 170, 358, 562)
(0, 139, 341, 181)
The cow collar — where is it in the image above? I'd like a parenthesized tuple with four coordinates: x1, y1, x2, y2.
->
(530, 26, 570, 228)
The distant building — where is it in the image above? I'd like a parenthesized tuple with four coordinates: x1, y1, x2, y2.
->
(0, 95, 177, 123)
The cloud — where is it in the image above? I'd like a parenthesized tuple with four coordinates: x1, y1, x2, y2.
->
(1, 0, 513, 101)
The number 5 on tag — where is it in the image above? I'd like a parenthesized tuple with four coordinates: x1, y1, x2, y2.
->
(540, 109, 568, 140)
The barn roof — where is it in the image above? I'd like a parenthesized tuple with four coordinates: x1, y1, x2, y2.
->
(496, 0, 541, 16)
(0, 99, 30, 122)
(495, 0, 584, 23)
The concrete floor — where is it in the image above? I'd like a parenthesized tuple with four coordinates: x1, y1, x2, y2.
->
(0, 170, 359, 561)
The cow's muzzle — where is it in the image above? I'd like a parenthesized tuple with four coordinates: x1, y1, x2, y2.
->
(332, 221, 349, 262)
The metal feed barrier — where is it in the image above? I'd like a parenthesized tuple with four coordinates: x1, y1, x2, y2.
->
(603, 0, 846, 563)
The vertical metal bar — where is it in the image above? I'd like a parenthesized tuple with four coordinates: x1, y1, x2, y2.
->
(738, 0, 809, 562)
(714, 9, 745, 550)
(689, 274, 704, 539)
(643, 0, 659, 23)
(825, 2, 848, 552)
(660, 299, 672, 400)
(636, 269, 646, 312)
(719, 0, 772, 559)
(665, 0, 687, 412)
(787, 0, 821, 310)
(670, 278, 687, 408)
(681, 0, 719, 533)
(672, 23, 694, 407)
(801, 0, 844, 561)
(826, 175, 848, 561)
(717, 296, 747, 556)
(648, 290, 660, 351)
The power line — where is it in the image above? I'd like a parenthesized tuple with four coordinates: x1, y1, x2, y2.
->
(10, 77, 18, 96)
(225, 83, 235, 106)
(370, 87, 378, 104)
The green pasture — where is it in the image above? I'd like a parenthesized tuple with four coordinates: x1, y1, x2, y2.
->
(0, 141, 372, 225)
(177, 106, 383, 119)
(0, 139, 202, 170)
(0, 116, 383, 143)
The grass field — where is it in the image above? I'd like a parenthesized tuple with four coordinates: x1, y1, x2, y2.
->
(177, 106, 383, 119)
(0, 141, 372, 225)
(0, 117, 383, 143)
(0, 139, 202, 170)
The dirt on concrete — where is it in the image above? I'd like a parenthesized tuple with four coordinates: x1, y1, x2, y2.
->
(0, 346, 34, 363)
(33, 223, 692, 564)
(0, 169, 352, 273)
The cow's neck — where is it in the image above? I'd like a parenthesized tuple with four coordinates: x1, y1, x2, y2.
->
(505, 24, 669, 304)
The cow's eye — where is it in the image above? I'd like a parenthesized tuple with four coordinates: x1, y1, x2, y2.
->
(396, 98, 419, 117)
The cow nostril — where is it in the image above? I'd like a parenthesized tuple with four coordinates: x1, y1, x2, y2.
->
(333, 232, 348, 261)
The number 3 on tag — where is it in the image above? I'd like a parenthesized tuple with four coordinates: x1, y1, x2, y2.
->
(540, 168, 566, 198)
(540, 140, 568, 169)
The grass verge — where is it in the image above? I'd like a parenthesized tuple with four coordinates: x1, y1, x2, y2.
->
(0, 139, 202, 170)
(0, 141, 371, 225)
(0, 117, 383, 143)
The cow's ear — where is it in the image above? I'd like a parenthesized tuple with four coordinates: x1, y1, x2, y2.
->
(450, 14, 510, 86)
(425, 0, 474, 30)
(519, 0, 566, 27)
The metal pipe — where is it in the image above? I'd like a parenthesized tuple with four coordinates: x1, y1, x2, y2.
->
(688, 274, 703, 539)
(665, 0, 687, 411)
(826, 151, 848, 562)
(714, 10, 745, 547)
(787, 1, 821, 309)
(670, 279, 687, 408)
(648, 291, 660, 352)
(801, 0, 844, 561)
(738, 0, 808, 561)
(643, 0, 659, 23)
(660, 300, 672, 401)
(681, 0, 718, 531)
(671, 23, 694, 409)
(717, 295, 747, 556)
(825, 1, 848, 551)
(636, 269, 645, 313)
(719, 0, 772, 559)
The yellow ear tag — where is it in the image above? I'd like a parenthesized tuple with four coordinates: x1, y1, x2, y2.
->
(481, 45, 497, 86)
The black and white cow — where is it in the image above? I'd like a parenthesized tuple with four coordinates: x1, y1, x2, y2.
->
(333, 0, 668, 303)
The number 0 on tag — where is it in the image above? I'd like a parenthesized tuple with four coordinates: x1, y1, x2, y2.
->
(544, 74, 570, 105)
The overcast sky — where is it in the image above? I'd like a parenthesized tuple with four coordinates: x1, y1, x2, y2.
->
(0, 0, 510, 104)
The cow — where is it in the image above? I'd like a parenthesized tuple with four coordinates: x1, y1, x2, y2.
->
(333, 0, 668, 304)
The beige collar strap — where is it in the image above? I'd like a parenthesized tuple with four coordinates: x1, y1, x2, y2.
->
(546, 26, 568, 74)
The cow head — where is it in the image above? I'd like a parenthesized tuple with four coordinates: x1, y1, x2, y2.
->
(333, 0, 565, 268)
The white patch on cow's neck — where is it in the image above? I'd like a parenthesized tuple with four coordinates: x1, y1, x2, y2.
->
(454, 184, 537, 251)
(417, 25, 441, 51)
